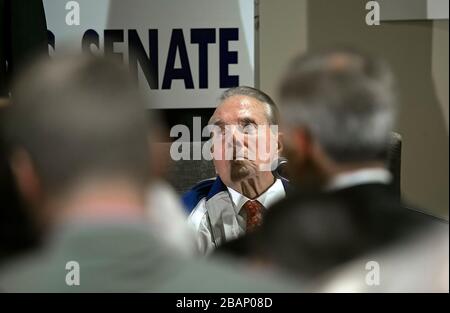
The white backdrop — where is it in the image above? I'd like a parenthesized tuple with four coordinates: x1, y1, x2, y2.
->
(43, 0, 255, 109)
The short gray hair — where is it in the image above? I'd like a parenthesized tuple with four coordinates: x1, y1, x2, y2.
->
(279, 49, 397, 163)
(4, 54, 151, 194)
(219, 86, 279, 125)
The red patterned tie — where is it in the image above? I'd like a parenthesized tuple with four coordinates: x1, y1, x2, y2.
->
(242, 200, 265, 232)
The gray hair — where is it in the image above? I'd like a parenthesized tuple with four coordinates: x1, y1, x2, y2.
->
(279, 49, 397, 163)
(219, 86, 279, 125)
(4, 54, 151, 194)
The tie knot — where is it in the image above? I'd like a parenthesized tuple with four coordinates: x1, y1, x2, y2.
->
(242, 200, 265, 232)
(242, 199, 264, 212)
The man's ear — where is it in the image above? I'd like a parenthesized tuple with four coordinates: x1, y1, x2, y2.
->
(291, 127, 312, 159)
(276, 132, 284, 155)
(9, 148, 42, 207)
(148, 140, 171, 179)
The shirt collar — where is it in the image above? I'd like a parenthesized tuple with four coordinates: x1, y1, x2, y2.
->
(326, 168, 392, 191)
(226, 179, 286, 214)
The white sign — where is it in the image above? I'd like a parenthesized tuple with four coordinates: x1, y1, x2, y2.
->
(43, 0, 255, 108)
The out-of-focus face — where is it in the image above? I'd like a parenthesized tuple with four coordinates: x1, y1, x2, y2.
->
(209, 95, 279, 186)
(280, 123, 328, 190)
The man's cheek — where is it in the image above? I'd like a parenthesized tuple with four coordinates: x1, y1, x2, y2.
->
(213, 159, 228, 174)
(257, 134, 277, 162)
(211, 139, 226, 160)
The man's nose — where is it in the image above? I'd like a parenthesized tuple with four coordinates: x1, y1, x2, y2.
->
(229, 126, 245, 148)
(234, 134, 245, 148)
(231, 127, 247, 160)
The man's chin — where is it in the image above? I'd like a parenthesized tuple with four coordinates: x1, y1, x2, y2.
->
(229, 160, 256, 182)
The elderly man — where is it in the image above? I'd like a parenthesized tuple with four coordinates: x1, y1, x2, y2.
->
(183, 86, 287, 254)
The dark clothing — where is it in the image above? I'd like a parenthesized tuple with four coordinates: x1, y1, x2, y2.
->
(0, 0, 47, 263)
(0, 107, 41, 264)
(217, 183, 447, 279)
(0, 0, 48, 96)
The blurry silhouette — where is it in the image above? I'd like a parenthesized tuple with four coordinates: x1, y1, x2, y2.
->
(146, 119, 198, 256)
(0, 0, 48, 97)
(318, 227, 449, 292)
(216, 48, 448, 291)
(0, 54, 296, 292)
(0, 104, 41, 264)
(0, 0, 48, 263)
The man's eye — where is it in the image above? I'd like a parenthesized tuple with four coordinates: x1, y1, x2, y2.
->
(213, 126, 225, 135)
(242, 124, 257, 134)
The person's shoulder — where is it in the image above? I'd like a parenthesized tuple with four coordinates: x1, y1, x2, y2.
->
(330, 183, 448, 234)
(157, 256, 300, 292)
(181, 177, 218, 214)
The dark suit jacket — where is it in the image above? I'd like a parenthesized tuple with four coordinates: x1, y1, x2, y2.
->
(216, 182, 448, 276)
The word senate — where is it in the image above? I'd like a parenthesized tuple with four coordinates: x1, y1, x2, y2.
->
(48, 28, 241, 90)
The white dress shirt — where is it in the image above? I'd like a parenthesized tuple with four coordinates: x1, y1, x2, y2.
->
(227, 179, 286, 231)
(188, 179, 286, 254)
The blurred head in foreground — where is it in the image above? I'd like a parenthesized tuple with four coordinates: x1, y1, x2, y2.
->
(279, 48, 396, 189)
(0, 55, 298, 293)
(4, 54, 150, 231)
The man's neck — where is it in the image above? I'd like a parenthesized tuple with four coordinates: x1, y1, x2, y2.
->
(228, 173, 276, 199)
(47, 180, 146, 226)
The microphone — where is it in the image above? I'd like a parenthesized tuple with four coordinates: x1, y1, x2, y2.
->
(271, 157, 289, 182)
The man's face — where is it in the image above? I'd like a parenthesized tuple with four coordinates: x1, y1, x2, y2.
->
(209, 95, 279, 186)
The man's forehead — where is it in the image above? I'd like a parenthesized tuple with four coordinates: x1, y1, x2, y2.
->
(211, 95, 266, 123)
